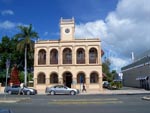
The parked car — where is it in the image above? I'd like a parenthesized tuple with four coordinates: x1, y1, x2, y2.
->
(103, 81, 110, 88)
(4, 85, 37, 95)
(45, 85, 79, 95)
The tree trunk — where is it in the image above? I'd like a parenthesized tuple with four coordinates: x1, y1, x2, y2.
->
(24, 46, 27, 86)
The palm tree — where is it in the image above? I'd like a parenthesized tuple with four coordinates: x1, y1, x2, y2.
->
(15, 24, 39, 86)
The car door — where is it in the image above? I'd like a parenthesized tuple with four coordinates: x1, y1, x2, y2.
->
(63, 86, 70, 94)
(55, 85, 66, 94)
(12, 85, 20, 94)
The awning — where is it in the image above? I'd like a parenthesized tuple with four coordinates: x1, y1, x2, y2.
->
(136, 76, 148, 80)
(113, 79, 122, 82)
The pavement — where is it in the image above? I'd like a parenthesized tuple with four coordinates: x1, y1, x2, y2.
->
(82, 87, 150, 95)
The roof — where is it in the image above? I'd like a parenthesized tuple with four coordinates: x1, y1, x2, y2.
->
(122, 56, 150, 70)
(135, 50, 150, 61)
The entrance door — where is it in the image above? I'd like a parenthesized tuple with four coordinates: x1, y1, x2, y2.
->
(63, 72, 72, 88)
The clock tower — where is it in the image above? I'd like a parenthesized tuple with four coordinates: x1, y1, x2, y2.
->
(60, 17, 75, 41)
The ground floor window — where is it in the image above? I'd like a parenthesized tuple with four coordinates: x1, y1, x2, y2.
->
(50, 73, 58, 83)
(77, 73, 86, 83)
(37, 72, 46, 84)
(90, 72, 98, 83)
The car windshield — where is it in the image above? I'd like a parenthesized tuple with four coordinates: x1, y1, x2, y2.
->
(12, 85, 20, 88)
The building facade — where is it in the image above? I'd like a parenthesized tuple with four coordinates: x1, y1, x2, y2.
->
(34, 18, 103, 92)
(121, 51, 150, 90)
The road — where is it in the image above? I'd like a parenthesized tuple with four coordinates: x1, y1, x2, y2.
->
(0, 94, 150, 113)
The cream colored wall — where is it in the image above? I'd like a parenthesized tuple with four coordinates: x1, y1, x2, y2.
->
(34, 40, 102, 91)
(34, 40, 101, 65)
(34, 65, 102, 78)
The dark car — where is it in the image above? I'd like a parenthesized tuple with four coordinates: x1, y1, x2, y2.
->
(45, 85, 80, 95)
(103, 81, 110, 88)
(4, 85, 37, 95)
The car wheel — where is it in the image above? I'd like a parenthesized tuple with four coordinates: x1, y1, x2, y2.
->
(8, 90, 12, 95)
(70, 91, 76, 95)
(50, 91, 55, 95)
(27, 91, 31, 95)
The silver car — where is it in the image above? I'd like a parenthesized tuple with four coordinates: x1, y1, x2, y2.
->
(45, 85, 79, 95)
(4, 85, 37, 95)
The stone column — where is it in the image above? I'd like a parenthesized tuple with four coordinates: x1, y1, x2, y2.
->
(86, 77, 90, 91)
(71, 77, 77, 89)
(85, 46, 89, 64)
(34, 78, 37, 88)
(59, 47, 62, 65)
(46, 78, 49, 87)
(34, 48, 38, 66)
(99, 77, 103, 91)
(59, 78, 63, 85)
(98, 47, 101, 64)
(46, 48, 49, 65)
(72, 46, 76, 65)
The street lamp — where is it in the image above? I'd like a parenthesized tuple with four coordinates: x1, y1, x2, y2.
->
(5, 59, 10, 87)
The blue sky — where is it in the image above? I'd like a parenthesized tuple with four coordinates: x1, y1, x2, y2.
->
(0, 0, 118, 39)
(0, 0, 150, 72)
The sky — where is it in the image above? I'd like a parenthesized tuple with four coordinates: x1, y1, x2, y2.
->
(0, 0, 150, 72)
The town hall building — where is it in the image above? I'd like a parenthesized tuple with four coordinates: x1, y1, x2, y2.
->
(33, 18, 103, 92)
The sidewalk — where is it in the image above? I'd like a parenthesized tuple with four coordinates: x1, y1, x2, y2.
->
(80, 87, 150, 95)
(35, 87, 150, 95)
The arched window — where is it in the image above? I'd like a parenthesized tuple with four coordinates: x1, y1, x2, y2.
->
(63, 48, 72, 64)
(38, 49, 46, 65)
(50, 49, 58, 64)
(50, 73, 58, 83)
(77, 73, 86, 83)
(90, 72, 99, 83)
(76, 48, 85, 64)
(89, 48, 98, 64)
(37, 72, 46, 84)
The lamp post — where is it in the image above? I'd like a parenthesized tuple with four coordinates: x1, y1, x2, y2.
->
(5, 59, 10, 87)
(4, 59, 10, 98)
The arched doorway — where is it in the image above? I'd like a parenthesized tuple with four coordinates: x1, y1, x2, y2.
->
(63, 72, 72, 88)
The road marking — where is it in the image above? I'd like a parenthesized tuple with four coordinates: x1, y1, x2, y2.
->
(52, 98, 118, 102)
(49, 98, 123, 105)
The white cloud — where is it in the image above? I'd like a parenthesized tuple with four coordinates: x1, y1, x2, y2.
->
(1, 10, 14, 15)
(109, 56, 129, 71)
(0, 20, 16, 29)
(44, 32, 48, 36)
(75, 20, 107, 39)
(0, 20, 27, 30)
(75, 0, 150, 71)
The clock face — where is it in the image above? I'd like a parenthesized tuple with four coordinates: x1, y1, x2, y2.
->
(65, 28, 70, 33)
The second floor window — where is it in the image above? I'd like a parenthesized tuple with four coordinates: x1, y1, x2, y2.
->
(77, 48, 85, 64)
(50, 49, 58, 64)
(89, 48, 97, 64)
(63, 48, 72, 64)
(38, 49, 46, 65)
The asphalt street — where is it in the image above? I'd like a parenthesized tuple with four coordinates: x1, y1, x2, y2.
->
(0, 94, 150, 113)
